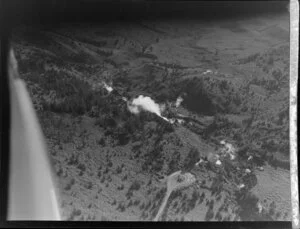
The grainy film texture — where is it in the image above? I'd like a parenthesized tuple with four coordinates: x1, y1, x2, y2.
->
(10, 1, 293, 221)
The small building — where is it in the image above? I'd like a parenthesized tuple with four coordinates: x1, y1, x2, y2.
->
(215, 160, 222, 166)
(237, 184, 245, 189)
(245, 169, 251, 174)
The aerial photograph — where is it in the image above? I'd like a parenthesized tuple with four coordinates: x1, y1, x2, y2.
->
(11, 1, 291, 221)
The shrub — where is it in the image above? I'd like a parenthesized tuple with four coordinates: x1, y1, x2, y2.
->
(77, 163, 86, 172)
(126, 189, 133, 198)
(117, 184, 124, 190)
(97, 138, 105, 146)
(117, 202, 126, 212)
(205, 208, 214, 221)
(129, 181, 141, 192)
(107, 161, 113, 168)
(85, 181, 93, 189)
(100, 176, 105, 183)
(115, 166, 122, 174)
(56, 166, 63, 177)
(103, 167, 109, 174)
(215, 211, 222, 221)
(133, 199, 140, 206)
(67, 153, 79, 165)
(189, 190, 199, 209)
(71, 208, 81, 218)
(139, 202, 145, 210)
(64, 178, 75, 191)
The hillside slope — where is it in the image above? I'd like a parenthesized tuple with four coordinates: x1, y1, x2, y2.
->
(12, 12, 291, 221)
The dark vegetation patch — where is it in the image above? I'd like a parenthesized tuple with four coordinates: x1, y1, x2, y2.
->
(234, 191, 273, 221)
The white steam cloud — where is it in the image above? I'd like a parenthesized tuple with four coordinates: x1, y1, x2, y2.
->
(175, 96, 184, 108)
(127, 95, 171, 123)
(103, 82, 113, 93)
(128, 95, 162, 116)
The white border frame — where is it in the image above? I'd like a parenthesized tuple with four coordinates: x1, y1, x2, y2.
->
(290, 0, 299, 228)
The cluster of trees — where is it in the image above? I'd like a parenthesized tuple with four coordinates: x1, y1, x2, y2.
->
(164, 188, 206, 217)
(249, 76, 281, 93)
(68, 207, 82, 220)
(139, 188, 167, 220)
(179, 77, 215, 116)
(204, 199, 215, 221)
(67, 153, 79, 166)
(141, 136, 167, 173)
(202, 114, 240, 139)
(116, 202, 126, 212)
(210, 175, 224, 196)
(179, 75, 243, 116)
(97, 104, 174, 148)
(125, 181, 142, 199)
(182, 147, 199, 172)
(235, 53, 260, 65)
(129, 181, 141, 192)
(251, 47, 289, 93)
(267, 154, 290, 170)
(64, 178, 75, 191)
(255, 46, 288, 72)
(234, 191, 272, 221)
(167, 151, 181, 174)
(18, 58, 46, 75)
(31, 69, 117, 116)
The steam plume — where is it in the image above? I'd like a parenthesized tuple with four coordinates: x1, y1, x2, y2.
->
(103, 82, 113, 93)
(128, 95, 162, 116)
(127, 95, 171, 122)
(175, 96, 184, 108)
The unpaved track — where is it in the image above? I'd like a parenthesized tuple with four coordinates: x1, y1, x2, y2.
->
(153, 190, 171, 221)
(154, 171, 196, 221)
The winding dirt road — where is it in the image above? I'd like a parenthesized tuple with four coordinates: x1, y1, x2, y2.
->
(154, 171, 196, 221)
